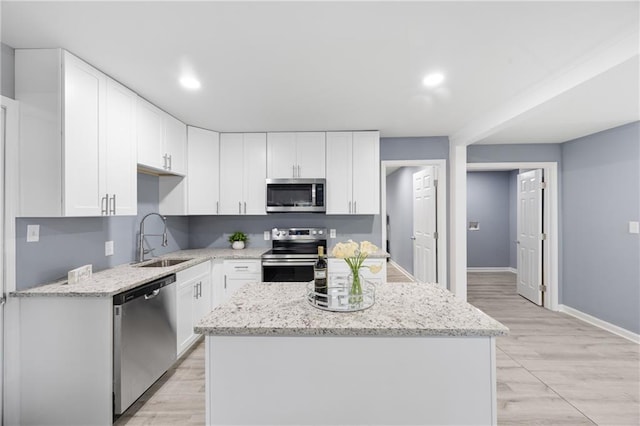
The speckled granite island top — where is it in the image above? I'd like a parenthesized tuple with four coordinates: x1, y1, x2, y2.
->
(195, 282, 508, 337)
(11, 247, 268, 298)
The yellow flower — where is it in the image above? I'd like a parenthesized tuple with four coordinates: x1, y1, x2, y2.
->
(359, 241, 378, 256)
(367, 263, 383, 274)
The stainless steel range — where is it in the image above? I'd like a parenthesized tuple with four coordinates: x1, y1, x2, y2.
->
(262, 227, 327, 282)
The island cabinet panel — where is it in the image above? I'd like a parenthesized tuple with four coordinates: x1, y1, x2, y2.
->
(219, 133, 267, 215)
(267, 132, 325, 178)
(206, 335, 496, 426)
(16, 48, 137, 217)
(326, 131, 379, 215)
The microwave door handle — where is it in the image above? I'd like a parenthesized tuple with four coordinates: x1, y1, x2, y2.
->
(312, 183, 316, 207)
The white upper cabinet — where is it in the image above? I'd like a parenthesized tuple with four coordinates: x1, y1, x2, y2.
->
(326, 131, 380, 215)
(16, 48, 137, 217)
(267, 132, 325, 178)
(136, 98, 186, 175)
(187, 126, 220, 215)
(219, 133, 267, 215)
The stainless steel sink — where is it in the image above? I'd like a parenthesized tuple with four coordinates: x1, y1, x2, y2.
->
(137, 258, 192, 268)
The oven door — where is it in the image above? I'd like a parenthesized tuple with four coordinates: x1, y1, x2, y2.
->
(262, 259, 316, 282)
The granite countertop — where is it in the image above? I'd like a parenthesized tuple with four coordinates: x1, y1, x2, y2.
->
(195, 281, 508, 337)
(11, 247, 269, 298)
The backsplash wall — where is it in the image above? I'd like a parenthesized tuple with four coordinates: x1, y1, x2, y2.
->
(15, 173, 189, 290)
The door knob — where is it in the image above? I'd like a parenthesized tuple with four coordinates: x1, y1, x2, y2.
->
(410, 236, 416, 240)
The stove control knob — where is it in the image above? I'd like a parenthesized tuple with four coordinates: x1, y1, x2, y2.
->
(311, 230, 317, 235)
(318, 230, 323, 235)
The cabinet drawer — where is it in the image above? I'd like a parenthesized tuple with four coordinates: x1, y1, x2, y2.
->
(176, 260, 211, 283)
(224, 260, 261, 275)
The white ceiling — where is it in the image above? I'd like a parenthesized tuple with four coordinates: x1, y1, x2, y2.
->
(2, 1, 639, 145)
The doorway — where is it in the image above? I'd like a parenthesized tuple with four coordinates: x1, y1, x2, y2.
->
(381, 160, 447, 288)
(467, 162, 559, 310)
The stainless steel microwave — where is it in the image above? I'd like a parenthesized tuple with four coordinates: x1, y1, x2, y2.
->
(266, 178, 326, 213)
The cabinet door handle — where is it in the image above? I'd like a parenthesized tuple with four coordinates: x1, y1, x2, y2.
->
(168, 155, 172, 170)
(109, 194, 116, 215)
(244, 202, 247, 214)
(163, 154, 168, 170)
(238, 202, 242, 214)
(224, 275, 227, 289)
(194, 283, 198, 299)
(198, 282, 202, 298)
(297, 165, 301, 177)
(348, 201, 352, 214)
(292, 164, 296, 177)
(354, 201, 357, 214)
(101, 194, 109, 215)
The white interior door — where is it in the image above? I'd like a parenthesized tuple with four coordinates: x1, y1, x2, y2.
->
(412, 167, 437, 283)
(517, 169, 543, 305)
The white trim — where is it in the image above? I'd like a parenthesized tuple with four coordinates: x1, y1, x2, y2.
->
(388, 259, 416, 282)
(558, 304, 640, 344)
(466, 162, 559, 311)
(467, 267, 516, 274)
(2, 96, 20, 426)
(381, 159, 447, 289)
(450, 146, 467, 300)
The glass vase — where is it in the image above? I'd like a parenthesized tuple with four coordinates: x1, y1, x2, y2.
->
(348, 272, 364, 307)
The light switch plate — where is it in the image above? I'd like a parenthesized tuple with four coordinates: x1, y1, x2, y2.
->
(105, 240, 114, 256)
(330, 229, 336, 239)
(629, 221, 639, 234)
(27, 224, 40, 242)
(264, 231, 270, 240)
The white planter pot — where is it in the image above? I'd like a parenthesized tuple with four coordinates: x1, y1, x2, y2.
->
(232, 241, 245, 250)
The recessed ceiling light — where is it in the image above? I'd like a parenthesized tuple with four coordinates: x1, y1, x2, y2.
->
(423, 73, 445, 87)
(179, 76, 201, 90)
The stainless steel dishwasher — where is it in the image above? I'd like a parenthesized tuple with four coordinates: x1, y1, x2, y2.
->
(113, 274, 177, 415)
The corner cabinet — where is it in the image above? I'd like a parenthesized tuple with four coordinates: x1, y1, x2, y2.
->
(326, 131, 380, 215)
(267, 132, 326, 178)
(221, 260, 262, 303)
(137, 97, 187, 176)
(176, 261, 212, 357)
(16, 48, 137, 217)
(219, 133, 267, 215)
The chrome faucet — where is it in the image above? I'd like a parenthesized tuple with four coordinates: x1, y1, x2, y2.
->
(137, 213, 168, 263)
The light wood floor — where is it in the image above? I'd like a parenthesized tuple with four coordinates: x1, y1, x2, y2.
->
(115, 271, 639, 425)
(468, 271, 639, 426)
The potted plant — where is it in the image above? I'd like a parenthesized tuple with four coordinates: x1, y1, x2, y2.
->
(228, 231, 248, 250)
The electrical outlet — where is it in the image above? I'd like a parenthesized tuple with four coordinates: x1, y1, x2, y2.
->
(105, 240, 114, 256)
(27, 224, 40, 242)
(629, 221, 640, 234)
(330, 229, 336, 238)
(264, 231, 270, 240)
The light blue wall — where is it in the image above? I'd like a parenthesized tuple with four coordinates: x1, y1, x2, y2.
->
(467, 171, 511, 268)
(468, 143, 562, 163)
(15, 173, 189, 290)
(1, 42, 15, 99)
(189, 214, 380, 249)
(386, 167, 428, 273)
(562, 122, 640, 334)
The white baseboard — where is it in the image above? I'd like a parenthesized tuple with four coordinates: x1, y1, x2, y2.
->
(558, 304, 639, 344)
(467, 267, 516, 274)
(388, 260, 416, 281)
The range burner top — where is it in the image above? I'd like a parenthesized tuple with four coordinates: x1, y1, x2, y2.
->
(262, 227, 327, 260)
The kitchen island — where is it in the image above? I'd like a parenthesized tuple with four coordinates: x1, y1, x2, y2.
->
(195, 281, 508, 425)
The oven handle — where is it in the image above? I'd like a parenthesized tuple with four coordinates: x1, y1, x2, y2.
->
(262, 261, 317, 267)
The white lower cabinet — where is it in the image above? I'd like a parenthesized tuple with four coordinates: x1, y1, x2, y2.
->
(176, 261, 212, 357)
(222, 260, 262, 303)
(327, 258, 387, 286)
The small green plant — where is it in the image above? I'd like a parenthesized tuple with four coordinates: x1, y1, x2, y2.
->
(228, 231, 248, 243)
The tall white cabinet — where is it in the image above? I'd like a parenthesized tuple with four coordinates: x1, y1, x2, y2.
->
(326, 131, 380, 215)
(219, 133, 267, 215)
(267, 132, 325, 178)
(187, 127, 220, 214)
(16, 48, 137, 217)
